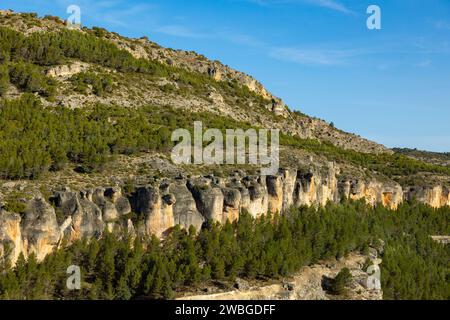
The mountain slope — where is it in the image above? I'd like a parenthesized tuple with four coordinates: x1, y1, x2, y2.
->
(0, 9, 389, 155)
(0, 10, 449, 267)
(0, 10, 449, 301)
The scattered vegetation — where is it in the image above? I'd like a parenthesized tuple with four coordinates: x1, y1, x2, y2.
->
(393, 148, 450, 166)
(0, 64, 9, 96)
(0, 95, 249, 179)
(0, 25, 268, 105)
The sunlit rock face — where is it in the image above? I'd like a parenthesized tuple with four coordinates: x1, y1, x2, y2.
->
(405, 185, 450, 208)
(222, 188, 241, 223)
(0, 165, 448, 264)
(267, 175, 283, 214)
(0, 209, 22, 266)
(338, 180, 403, 210)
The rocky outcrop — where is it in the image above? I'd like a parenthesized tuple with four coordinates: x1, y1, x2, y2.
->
(53, 189, 105, 242)
(338, 180, 403, 210)
(46, 62, 90, 79)
(0, 166, 448, 265)
(405, 185, 450, 208)
(21, 197, 60, 261)
(431, 236, 450, 245)
(236, 176, 269, 218)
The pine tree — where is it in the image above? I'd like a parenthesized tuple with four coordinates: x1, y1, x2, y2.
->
(332, 267, 352, 295)
(0, 64, 9, 96)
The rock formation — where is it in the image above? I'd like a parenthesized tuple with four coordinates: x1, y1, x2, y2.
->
(0, 165, 448, 266)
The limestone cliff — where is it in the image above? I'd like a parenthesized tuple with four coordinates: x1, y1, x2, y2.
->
(0, 165, 448, 266)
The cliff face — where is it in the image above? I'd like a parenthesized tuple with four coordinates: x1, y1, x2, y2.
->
(1, 165, 448, 266)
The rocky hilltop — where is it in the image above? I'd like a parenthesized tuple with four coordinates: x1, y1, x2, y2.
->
(0, 9, 389, 155)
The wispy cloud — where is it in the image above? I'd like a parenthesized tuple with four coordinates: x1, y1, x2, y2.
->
(217, 30, 265, 47)
(434, 20, 450, 30)
(412, 36, 450, 54)
(154, 25, 265, 47)
(416, 59, 432, 68)
(52, 0, 157, 28)
(155, 25, 209, 38)
(269, 47, 362, 65)
(244, 0, 355, 14)
(302, 0, 354, 14)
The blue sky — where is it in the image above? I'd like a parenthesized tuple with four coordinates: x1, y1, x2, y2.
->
(2, 0, 450, 152)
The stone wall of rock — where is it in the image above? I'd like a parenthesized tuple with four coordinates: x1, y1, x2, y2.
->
(0, 166, 448, 266)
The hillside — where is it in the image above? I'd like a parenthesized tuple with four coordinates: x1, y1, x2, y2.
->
(0, 10, 391, 153)
(0, 10, 449, 301)
(393, 148, 450, 167)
